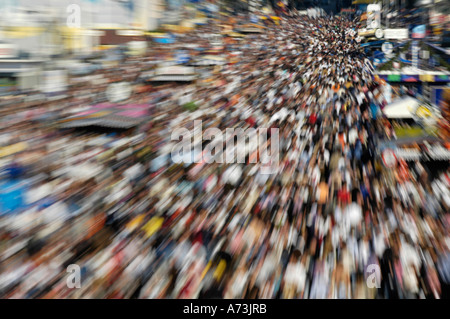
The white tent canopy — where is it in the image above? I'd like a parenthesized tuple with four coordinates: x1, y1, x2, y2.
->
(383, 96, 420, 119)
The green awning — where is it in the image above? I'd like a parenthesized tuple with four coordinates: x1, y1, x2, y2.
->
(387, 74, 401, 82)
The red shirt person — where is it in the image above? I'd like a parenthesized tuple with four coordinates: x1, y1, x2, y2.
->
(337, 182, 350, 205)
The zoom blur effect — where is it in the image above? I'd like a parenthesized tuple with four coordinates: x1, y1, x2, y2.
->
(0, 0, 449, 299)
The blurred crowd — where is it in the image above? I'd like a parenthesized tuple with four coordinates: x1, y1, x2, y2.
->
(0, 11, 449, 299)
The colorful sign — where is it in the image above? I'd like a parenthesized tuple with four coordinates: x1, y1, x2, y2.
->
(387, 74, 401, 82)
(434, 75, 449, 82)
(401, 75, 419, 82)
(419, 74, 434, 82)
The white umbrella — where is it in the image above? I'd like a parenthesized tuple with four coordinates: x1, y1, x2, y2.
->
(346, 203, 362, 227)
(383, 96, 420, 119)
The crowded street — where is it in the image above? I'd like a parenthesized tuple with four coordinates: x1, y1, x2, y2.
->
(0, 6, 449, 300)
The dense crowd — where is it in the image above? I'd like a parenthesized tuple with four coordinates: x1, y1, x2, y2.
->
(0, 11, 449, 299)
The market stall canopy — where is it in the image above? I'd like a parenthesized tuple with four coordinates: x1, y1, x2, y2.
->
(189, 56, 226, 66)
(141, 66, 198, 82)
(58, 103, 152, 129)
(383, 96, 421, 119)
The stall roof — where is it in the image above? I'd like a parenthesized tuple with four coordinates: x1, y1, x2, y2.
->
(58, 103, 151, 129)
(150, 75, 198, 82)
